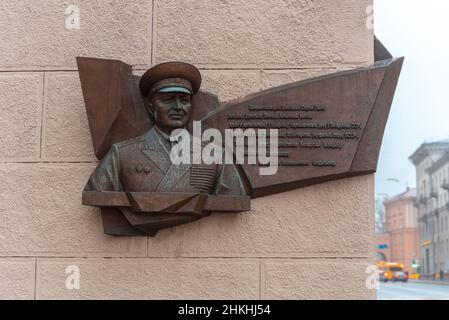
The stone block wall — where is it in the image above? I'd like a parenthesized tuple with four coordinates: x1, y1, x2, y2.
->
(0, 0, 375, 299)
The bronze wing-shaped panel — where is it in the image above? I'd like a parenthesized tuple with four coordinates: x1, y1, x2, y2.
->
(77, 41, 403, 198)
(77, 57, 151, 159)
(202, 57, 403, 197)
(77, 38, 403, 236)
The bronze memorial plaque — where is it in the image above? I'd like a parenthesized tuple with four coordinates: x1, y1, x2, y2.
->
(78, 38, 403, 236)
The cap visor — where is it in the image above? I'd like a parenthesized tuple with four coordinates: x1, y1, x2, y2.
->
(157, 87, 192, 94)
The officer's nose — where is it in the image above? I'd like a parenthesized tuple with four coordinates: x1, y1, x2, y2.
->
(173, 97, 183, 111)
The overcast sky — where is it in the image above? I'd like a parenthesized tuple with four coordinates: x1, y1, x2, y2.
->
(374, 0, 449, 198)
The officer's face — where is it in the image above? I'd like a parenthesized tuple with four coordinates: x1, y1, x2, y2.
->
(150, 92, 192, 130)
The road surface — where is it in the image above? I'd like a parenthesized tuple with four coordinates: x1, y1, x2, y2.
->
(378, 281, 449, 300)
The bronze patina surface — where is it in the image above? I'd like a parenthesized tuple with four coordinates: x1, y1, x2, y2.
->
(202, 57, 403, 197)
(77, 38, 403, 236)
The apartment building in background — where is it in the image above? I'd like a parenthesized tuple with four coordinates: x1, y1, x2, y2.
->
(382, 188, 419, 273)
(410, 140, 449, 276)
(374, 232, 391, 262)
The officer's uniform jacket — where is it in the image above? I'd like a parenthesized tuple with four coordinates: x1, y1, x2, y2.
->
(85, 126, 245, 197)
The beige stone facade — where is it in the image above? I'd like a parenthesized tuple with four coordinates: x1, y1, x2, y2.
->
(0, 0, 375, 299)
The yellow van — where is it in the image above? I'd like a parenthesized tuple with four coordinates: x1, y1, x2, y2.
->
(378, 262, 408, 283)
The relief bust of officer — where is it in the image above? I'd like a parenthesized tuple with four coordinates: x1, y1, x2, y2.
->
(84, 62, 249, 236)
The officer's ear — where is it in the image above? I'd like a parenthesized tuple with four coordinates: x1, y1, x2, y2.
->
(143, 95, 155, 120)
